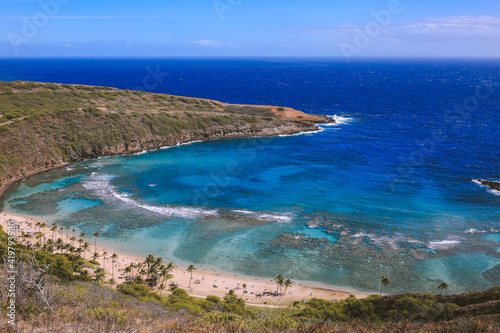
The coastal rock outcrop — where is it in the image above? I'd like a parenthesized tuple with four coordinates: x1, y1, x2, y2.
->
(476, 179, 500, 192)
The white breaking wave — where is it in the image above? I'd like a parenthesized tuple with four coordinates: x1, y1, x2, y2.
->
(255, 213, 292, 223)
(231, 209, 292, 223)
(231, 209, 254, 214)
(464, 228, 486, 234)
(428, 240, 460, 250)
(277, 127, 324, 137)
(82, 173, 217, 219)
(82, 173, 292, 222)
(472, 179, 500, 196)
(325, 114, 353, 126)
(177, 140, 203, 146)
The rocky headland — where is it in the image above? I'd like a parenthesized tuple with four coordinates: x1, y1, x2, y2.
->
(0, 81, 330, 199)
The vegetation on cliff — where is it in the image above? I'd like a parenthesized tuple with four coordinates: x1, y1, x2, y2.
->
(0, 80, 326, 195)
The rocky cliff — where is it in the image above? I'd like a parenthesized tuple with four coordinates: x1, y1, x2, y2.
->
(0, 81, 330, 198)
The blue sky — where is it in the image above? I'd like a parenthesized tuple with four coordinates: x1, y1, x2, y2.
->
(1, 0, 499, 57)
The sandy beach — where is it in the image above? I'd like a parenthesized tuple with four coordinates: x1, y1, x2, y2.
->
(1, 211, 370, 307)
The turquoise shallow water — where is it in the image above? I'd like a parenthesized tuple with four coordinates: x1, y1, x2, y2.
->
(3, 133, 499, 293)
(1, 58, 500, 293)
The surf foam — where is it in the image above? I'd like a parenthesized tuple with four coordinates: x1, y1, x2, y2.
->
(428, 240, 460, 250)
(231, 209, 292, 223)
(324, 114, 353, 126)
(473, 179, 500, 196)
(82, 173, 218, 219)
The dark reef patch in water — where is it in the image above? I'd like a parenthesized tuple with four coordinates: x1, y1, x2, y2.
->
(483, 264, 500, 283)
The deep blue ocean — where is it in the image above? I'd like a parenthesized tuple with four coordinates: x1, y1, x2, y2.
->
(1, 58, 499, 293)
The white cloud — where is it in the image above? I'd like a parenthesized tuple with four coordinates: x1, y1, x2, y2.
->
(400, 16, 500, 36)
(285, 15, 500, 40)
(185, 40, 224, 48)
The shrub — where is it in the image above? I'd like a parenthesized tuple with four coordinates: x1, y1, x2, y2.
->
(117, 282, 151, 298)
(164, 288, 202, 314)
(197, 311, 244, 326)
(222, 293, 247, 316)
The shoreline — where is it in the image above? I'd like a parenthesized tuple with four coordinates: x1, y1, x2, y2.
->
(1, 211, 371, 307)
(0, 125, 325, 202)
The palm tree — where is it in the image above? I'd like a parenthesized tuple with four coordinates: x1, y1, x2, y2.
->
(51, 223, 58, 241)
(67, 244, 76, 254)
(135, 262, 147, 283)
(94, 268, 105, 283)
(70, 236, 76, 247)
(93, 251, 100, 263)
(380, 276, 390, 296)
(438, 282, 448, 295)
(72, 228, 76, 240)
(111, 253, 118, 279)
(274, 274, 285, 315)
(40, 222, 45, 234)
(275, 274, 285, 295)
(82, 242, 90, 260)
(291, 301, 301, 315)
(80, 232, 86, 240)
(144, 254, 156, 284)
(102, 251, 108, 270)
(74, 257, 85, 273)
(136, 263, 144, 280)
(65, 226, 70, 242)
(283, 278, 293, 295)
(130, 263, 137, 280)
(55, 238, 64, 253)
(124, 265, 132, 281)
(160, 263, 175, 288)
(150, 256, 164, 287)
(164, 262, 176, 274)
(35, 222, 42, 246)
(140, 255, 163, 286)
(92, 232, 100, 253)
(187, 264, 196, 289)
(45, 239, 54, 253)
(158, 283, 166, 295)
(62, 243, 69, 253)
